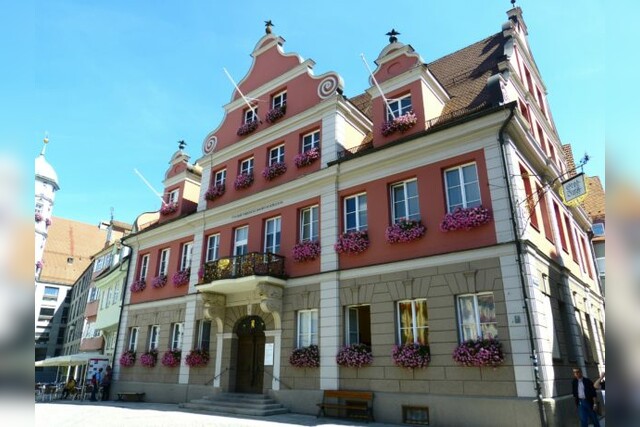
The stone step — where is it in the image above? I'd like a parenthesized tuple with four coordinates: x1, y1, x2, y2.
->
(179, 402, 289, 416)
(189, 398, 284, 410)
(180, 393, 289, 417)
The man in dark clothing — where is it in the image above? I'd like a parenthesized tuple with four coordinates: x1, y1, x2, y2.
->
(572, 367, 601, 427)
(100, 366, 112, 401)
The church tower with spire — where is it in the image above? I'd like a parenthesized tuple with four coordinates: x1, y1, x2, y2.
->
(35, 136, 59, 276)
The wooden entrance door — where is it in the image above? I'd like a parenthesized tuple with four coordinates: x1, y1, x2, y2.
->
(235, 316, 265, 394)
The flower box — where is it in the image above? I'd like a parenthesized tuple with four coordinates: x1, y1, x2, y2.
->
(452, 338, 505, 368)
(172, 269, 190, 287)
(381, 111, 418, 137)
(334, 230, 369, 255)
(265, 105, 286, 123)
(45, 218, 52, 227)
(35, 212, 43, 222)
(391, 343, 430, 369)
(336, 344, 373, 368)
(385, 218, 426, 243)
(152, 275, 168, 289)
(204, 184, 225, 201)
(294, 147, 320, 168)
(185, 349, 210, 367)
(289, 344, 320, 368)
(440, 206, 491, 232)
(262, 162, 287, 181)
(292, 240, 321, 262)
(130, 279, 146, 293)
(140, 349, 158, 367)
(234, 172, 254, 190)
(237, 120, 259, 136)
(36, 260, 44, 269)
(119, 350, 136, 367)
(161, 349, 182, 367)
(160, 202, 178, 216)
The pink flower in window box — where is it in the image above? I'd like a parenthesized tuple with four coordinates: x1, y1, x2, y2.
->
(161, 349, 182, 367)
(130, 279, 146, 293)
(185, 348, 210, 367)
(140, 349, 158, 367)
(381, 111, 418, 136)
(452, 338, 504, 368)
(234, 172, 254, 190)
(385, 218, 426, 243)
(237, 120, 259, 136)
(334, 230, 369, 255)
(35, 212, 43, 222)
(294, 147, 320, 168)
(292, 240, 321, 262)
(439, 206, 491, 232)
(204, 184, 225, 201)
(45, 218, 52, 227)
(119, 350, 136, 367)
(262, 162, 287, 181)
(160, 202, 178, 216)
(152, 274, 168, 289)
(172, 269, 190, 287)
(336, 344, 373, 368)
(391, 343, 430, 369)
(289, 345, 320, 368)
(265, 104, 286, 123)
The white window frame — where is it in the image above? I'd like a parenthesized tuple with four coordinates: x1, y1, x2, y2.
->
(94, 257, 104, 271)
(35, 202, 44, 214)
(244, 108, 258, 124)
(139, 254, 149, 281)
(240, 158, 254, 175)
(345, 305, 371, 346)
(386, 94, 412, 121)
(269, 144, 285, 165)
(456, 292, 498, 342)
(167, 189, 179, 204)
(391, 179, 420, 222)
(149, 325, 160, 351)
(272, 90, 287, 109)
(591, 223, 605, 237)
(180, 242, 193, 271)
(397, 298, 429, 345)
(159, 249, 170, 276)
(206, 234, 220, 262)
(197, 320, 212, 351)
(171, 323, 184, 350)
(344, 193, 367, 232)
(444, 163, 481, 212)
(300, 205, 319, 242)
(234, 226, 249, 256)
(297, 309, 318, 348)
(264, 217, 281, 254)
(43, 286, 59, 301)
(128, 327, 139, 351)
(214, 169, 226, 187)
(301, 130, 320, 153)
(106, 288, 112, 307)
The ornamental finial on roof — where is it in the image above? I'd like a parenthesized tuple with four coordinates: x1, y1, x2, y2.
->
(510, 0, 516, 7)
(41, 133, 50, 156)
(178, 140, 186, 151)
(265, 20, 274, 34)
(386, 29, 400, 44)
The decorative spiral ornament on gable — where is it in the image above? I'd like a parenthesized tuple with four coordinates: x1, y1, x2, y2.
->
(317, 76, 338, 99)
(203, 135, 217, 154)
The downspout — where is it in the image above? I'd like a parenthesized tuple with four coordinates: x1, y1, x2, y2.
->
(498, 104, 548, 427)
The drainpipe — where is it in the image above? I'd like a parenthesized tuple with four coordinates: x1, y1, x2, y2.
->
(498, 104, 548, 427)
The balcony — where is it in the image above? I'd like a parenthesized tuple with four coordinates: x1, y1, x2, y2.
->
(197, 252, 286, 294)
(79, 335, 104, 352)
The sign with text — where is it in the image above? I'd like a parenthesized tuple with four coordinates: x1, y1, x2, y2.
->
(561, 173, 587, 205)
(264, 343, 274, 366)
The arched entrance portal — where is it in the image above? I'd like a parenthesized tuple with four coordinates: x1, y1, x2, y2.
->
(234, 315, 266, 394)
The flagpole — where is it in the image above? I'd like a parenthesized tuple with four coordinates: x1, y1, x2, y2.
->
(223, 67, 260, 121)
(134, 168, 166, 206)
(360, 53, 396, 119)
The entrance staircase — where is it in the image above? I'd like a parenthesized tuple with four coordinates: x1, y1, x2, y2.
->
(180, 392, 289, 417)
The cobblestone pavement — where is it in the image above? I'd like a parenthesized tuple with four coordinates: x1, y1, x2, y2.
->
(35, 400, 402, 427)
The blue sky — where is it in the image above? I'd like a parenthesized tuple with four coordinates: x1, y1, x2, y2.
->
(4, 0, 606, 226)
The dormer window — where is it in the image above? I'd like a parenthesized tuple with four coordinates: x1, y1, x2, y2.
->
(272, 91, 287, 109)
(244, 108, 258, 124)
(36, 203, 44, 214)
(167, 189, 179, 205)
(591, 223, 605, 237)
(386, 94, 412, 121)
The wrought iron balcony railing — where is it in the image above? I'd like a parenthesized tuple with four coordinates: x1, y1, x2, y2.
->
(202, 252, 286, 283)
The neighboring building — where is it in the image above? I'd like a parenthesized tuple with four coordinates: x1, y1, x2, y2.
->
(113, 6, 604, 426)
(35, 217, 108, 382)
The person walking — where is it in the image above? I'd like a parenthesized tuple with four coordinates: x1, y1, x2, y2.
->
(61, 378, 77, 399)
(572, 367, 601, 427)
(100, 366, 112, 401)
(89, 368, 103, 401)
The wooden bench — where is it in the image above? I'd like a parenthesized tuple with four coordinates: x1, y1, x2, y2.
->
(116, 392, 145, 402)
(317, 390, 374, 422)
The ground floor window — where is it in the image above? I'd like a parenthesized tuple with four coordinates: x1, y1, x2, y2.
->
(297, 309, 318, 347)
(456, 292, 497, 341)
(345, 305, 371, 346)
(397, 299, 429, 345)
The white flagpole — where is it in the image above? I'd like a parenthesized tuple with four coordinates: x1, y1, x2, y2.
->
(134, 168, 167, 206)
(223, 67, 260, 121)
(360, 53, 396, 119)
